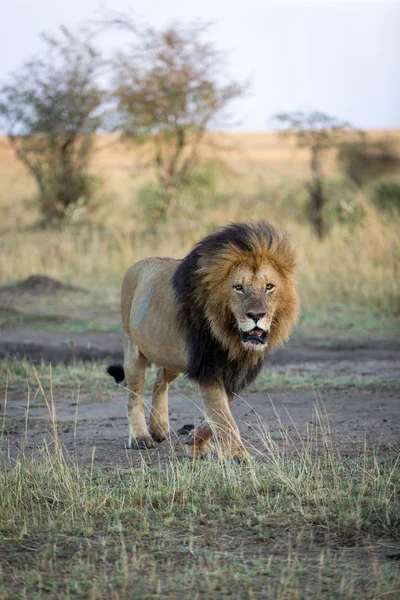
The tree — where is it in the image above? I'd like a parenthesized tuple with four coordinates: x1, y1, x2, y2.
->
(0, 27, 104, 223)
(108, 16, 245, 219)
(274, 110, 353, 238)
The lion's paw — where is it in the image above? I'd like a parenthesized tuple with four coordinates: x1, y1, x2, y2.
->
(185, 439, 212, 459)
(230, 446, 249, 463)
(214, 444, 249, 463)
(126, 436, 155, 450)
(150, 427, 170, 443)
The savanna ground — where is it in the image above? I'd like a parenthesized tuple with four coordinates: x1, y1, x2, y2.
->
(0, 132, 399, 598)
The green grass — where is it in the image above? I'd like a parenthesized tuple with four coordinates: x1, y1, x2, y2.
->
(0, 437, 399, 598)
(2, 552, 399, 599)
(252, 370, 400, 392)
(1, 359, 398, 396)
(0, 307, 120, 333)
(2, 287, 400, 337)
(1, 359, 399, 397)
(300, 304, 400, 335)
(1, 356, 400, 598)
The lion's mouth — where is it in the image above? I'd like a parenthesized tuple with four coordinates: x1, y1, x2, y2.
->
(240, 327, 269, 345)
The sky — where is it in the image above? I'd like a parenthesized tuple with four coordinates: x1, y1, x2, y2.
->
(0, 0, 398, 130)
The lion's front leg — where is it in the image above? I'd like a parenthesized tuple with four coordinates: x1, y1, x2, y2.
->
(185, 421, 213, 458)
(199, 383, 246, 460)
(185, 393, 237, 459)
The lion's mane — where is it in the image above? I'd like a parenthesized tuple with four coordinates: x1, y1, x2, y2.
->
(173, 222, 299, 394)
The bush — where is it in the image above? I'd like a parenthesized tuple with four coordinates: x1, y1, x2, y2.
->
(39, 170, 100, 225)
(323, 177, 364, 227)
(137, 184, 171, 229)
(137, 161, 227, 232)
(370, 179, 400, 214)
(0, 27, 104, 224)
(338, 138, 400, 187)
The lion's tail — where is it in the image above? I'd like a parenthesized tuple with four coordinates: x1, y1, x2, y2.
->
(107, 364, 126, 385)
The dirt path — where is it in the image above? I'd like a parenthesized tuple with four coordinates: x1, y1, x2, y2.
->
(4, 385, 399, 466)
(1, 326, 399, 378)
(1, 325, 399, 466)
(0, 314, 400, 465)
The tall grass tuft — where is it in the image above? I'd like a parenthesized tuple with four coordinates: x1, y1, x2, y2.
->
(1, 366, 400, 598)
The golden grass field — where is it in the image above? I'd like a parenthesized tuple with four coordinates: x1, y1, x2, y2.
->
(0, 130, 399, 328)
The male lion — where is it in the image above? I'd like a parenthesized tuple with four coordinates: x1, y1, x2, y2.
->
(107, 222, 299, 459)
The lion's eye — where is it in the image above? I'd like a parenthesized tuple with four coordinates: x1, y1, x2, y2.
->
(233, 284, 244, 292)
(265, 283, 275, 292)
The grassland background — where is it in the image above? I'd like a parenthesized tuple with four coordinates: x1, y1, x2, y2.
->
(1, 131, 400, 598)
(0, 130, 399, 333)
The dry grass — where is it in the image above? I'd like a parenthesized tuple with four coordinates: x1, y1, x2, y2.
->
(1, 132, 399, 598)
(0, 365, 399, 599)
(0, 132, 399, 330)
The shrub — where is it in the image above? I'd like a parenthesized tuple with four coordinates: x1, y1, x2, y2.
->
(0, 27, 104, 224)
(137, 160, 227, 231)
(338, 138, 400, 187)
(370, 179, 400, 214)
(323, 177, 364, 227)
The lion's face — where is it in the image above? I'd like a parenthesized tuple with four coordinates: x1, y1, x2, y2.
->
(185, 222, 299, 367)
(227, 262, 282, 352)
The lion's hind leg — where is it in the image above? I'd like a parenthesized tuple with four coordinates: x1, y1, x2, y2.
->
(124, 340, 154, 449)
(150, 368, 179, 443)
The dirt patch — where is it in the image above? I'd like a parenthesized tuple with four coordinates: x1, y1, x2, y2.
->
(3, 382, 400, 468)
(1, 306, 399, 466)
(0, 274, 83, 295)
(0, 329, 122, 362)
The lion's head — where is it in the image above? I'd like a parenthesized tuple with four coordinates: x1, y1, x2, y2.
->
(173, 222, 300, 394)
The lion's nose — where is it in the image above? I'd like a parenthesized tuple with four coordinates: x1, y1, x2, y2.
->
(246, 312, 266, 323)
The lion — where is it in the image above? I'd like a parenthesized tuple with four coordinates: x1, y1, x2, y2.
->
(107, 221, 300, 459)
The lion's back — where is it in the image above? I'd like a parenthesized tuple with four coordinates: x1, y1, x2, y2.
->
(121, 257, 179, 319)
(121, 257, 187, 371)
